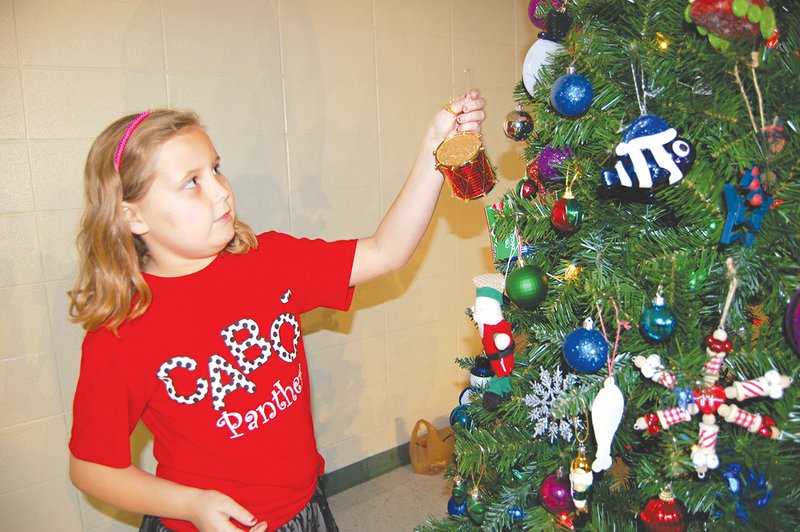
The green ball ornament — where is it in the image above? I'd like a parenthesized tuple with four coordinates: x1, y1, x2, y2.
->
(507, 265, 549, 309)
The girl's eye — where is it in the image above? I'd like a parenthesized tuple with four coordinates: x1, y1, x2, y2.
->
(212, 164, 220, 176)
(184, 177, 198, 189)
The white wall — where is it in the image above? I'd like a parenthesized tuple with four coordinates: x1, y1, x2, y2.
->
(0, 0, 536, 529)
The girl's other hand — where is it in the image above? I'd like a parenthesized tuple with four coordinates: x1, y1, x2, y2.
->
(188, 489, 265, 532)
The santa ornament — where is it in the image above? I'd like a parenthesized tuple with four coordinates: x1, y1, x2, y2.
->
(472, 273, 516, 410)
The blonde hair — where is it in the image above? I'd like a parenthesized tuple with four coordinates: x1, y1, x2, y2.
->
(69, 109, 257, 333)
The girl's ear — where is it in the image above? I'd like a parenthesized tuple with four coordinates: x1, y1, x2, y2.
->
(122, 202, 149, 236)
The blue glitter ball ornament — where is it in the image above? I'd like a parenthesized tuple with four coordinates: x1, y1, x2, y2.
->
(450, 404, 473, 429)
(447, 496, 467, 516)
(563, 317, 609, 373)
(641, 290, 677, 342)
(550, 66, 593, 117)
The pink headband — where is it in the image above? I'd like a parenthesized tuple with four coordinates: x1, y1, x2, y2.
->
(113, 111, 151, 171)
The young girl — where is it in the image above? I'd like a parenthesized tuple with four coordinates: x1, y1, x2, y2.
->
(68, 91, 486, 532)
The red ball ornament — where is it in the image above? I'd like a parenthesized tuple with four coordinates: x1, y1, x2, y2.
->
(539, 470, 574, 515)
(550, 192, 584, 233)
(643, 412, 662, 435)
(693, 385, 727, 414)
(640, 487, 688, 532)
(706, 332, 732, 354)
(758, 415, 777, 438)
(517, 178, 538, 200)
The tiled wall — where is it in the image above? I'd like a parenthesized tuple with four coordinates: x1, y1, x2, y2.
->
(0, 0, 537, 529)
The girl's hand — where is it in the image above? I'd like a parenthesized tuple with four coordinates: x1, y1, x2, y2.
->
(188, 489, 267, 532)
(429, 89, 486, 140)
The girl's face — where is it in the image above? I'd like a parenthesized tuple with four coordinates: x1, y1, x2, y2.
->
(123, 126, 237, 277)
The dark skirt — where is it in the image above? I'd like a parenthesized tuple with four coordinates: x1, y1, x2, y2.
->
(139, 483, 339, 532)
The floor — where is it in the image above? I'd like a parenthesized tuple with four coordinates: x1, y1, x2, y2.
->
(327, 465, 452, 531)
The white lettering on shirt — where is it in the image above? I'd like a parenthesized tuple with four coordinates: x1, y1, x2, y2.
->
(215, 366, 305, 439)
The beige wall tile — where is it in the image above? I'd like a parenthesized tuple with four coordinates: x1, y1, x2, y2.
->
(0, 214, 44, 287)
(0, 351, 63, 427)
(29, 140, 89, 212)
(0, 415, 69, 492)
(38, 210, 80, 282)
(48, 280, 84, 352)
(453, 0, 516, 45)
(285, 78, 378, 135)
(308, 336, 388, 402)
(313, 381, 389, 448)
(0, 142, 35, 213)
(281, 20, 375, 81)
(385, 317, 459, 378)
(374, 0, 451, 36)
(168, 74, 285, 138)
(278, 0, 374, 27)
(22, 69, 167, 139)
(290, 183, 381, 241)
(217, 133, 291, 234)
(0, 476, 83, 531)
(454, 39, 518, 90)
(0, 284, 54, 360)
(0, 0, 17, 66)
(384, 274, 457, 332)
(377, 84, 453, 136)
(287, 133, 380, 192)
(303, 287, 388, 350)
(0, 67, 26, 139)
(375, 31, 452, 85)
(163, 1, 280, 74)
(317, 427, 393, 474)
(15, 0, 163, 69)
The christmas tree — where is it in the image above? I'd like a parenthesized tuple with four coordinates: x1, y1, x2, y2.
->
(422, 1, 799, 530)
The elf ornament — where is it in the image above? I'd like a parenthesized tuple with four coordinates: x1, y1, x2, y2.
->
(570, 439, 593, 513)
(472, 274, 515, 410)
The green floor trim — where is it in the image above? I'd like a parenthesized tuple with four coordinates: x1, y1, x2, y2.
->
(321, 443, 410, 496)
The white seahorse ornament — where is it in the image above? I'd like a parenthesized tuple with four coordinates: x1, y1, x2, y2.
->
(591, 376, 625, 472)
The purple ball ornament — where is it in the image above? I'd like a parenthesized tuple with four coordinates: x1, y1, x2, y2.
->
(539, 145, 573, 181)
(528, 0, 564, 29)
(787, 288, 800, 354)
(539, 470, 575, 515)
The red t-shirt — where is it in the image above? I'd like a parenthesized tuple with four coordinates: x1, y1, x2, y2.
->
(70, 232, 356, 531)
